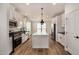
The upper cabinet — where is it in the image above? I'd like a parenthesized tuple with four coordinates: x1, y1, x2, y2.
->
(57, 15, 62, 32)
(9, 5, 15, 21)
(52, 13, 65, 33)
(61, 13, 65, 27)
(56, 13, 65, 32)
(8, 5, 24, 29)
(52, 13, 65, 28)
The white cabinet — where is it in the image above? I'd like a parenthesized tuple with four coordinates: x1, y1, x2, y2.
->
(61, 14, 65, 27)
(32, 32, 49, 48)
(22, 33, 29, 43)
(9, 37, 12, 53)
(9, 5, 15, 20)
(56, 13, 65, 32)
(54, 13, 65, 46)
(57, 34, 65, 46)
(40, 35, 49, 48)
(32, 35, 41, 48)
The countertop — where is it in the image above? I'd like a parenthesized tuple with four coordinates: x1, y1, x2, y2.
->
(32, 32, 48, 35)
(58, 32, 65, 35)
(9, 30, 29, 37)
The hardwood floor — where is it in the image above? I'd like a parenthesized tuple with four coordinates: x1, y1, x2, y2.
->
(13, 37, 67, 55)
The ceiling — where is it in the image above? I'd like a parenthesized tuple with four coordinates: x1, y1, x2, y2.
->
(12, 3, 65, 21)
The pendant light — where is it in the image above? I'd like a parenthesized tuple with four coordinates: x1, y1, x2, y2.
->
(40, 8, 44, 25)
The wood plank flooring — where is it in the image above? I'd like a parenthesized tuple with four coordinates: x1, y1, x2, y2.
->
(13, 37, 67, 55)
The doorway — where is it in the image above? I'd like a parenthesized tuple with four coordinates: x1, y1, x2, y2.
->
(53, 24, 56, 41)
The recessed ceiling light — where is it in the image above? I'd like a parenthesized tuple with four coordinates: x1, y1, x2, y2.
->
(26, 3, 30, 5)
(52, 3, 56, 5)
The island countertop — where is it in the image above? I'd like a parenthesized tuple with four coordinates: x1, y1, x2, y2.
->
(32, 32, 48, 35)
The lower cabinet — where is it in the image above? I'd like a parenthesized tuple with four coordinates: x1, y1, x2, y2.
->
(32, 35, 49, 48)
(22, 33, 28, 43)
(57, 33, 65, 46)
(9, 36, 13, 53)
(40, 35, 49, 48)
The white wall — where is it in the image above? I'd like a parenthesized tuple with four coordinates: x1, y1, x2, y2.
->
(0, 4, 11, 55)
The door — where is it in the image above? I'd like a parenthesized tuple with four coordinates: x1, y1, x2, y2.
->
(66, 9, 79, 54)
(71, 10, 79, 54)
(54, 24, 56, 41)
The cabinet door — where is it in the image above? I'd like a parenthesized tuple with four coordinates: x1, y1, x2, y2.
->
(57, 34, 60, 43)
(9, 6, 15, 20)
(61, 14, 65, 27)
(32, 35, 41, 48)
(40, 35, 48, 48)
(22, 34, 25, 43)
(60, 34, 65, 46)
(22, 34, 28, 43)
(66, 10, 79, 54)
(9, 37, 12, 52)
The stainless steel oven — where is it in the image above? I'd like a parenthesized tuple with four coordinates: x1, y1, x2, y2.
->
(9, 20, 17, 28)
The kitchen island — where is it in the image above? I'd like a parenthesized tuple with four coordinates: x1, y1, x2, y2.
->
(32, 32, 49, 48)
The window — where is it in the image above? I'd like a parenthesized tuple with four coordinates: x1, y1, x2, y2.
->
(37, 23, 46, 33)
(26, 22, 31, 32)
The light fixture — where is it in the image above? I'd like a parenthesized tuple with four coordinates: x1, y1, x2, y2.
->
(26, 3, 30, 5)
(52, 3, 56, 5)
(40, 8, 44, 25)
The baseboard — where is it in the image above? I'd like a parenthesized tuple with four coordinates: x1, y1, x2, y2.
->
(57, 42, 64, 48)
(10, 38, 30, 55)
(65, 51, 72, 55)
(57, 42, 72, 55)
(22, 38, 29, 44)
(9, 50, 14, 55)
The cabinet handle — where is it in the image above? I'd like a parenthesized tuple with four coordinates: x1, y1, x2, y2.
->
(74, 36, 79, 39)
